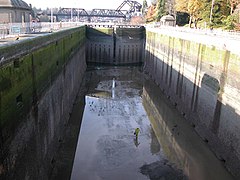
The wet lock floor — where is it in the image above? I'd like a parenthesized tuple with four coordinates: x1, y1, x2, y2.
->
(70, 67, 234, 180)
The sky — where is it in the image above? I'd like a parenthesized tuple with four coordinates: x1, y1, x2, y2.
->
(24, 0, 152, 10)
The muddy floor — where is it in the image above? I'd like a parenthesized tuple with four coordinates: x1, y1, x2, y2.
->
(69, 66, 235, 180)
(71, 67, 186, 180)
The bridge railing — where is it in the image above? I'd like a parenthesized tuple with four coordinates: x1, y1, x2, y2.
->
(0, 22, 85, 39)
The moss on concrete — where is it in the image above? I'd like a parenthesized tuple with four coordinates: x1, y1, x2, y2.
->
(86, 27, 113, 37)
(0, 26, 86, 129)
(146, 30, 240, 89)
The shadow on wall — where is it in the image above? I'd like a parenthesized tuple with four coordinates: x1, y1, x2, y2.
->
(86, 26, 145, 65)
(86, 27, 113, 38)
(86, 27, 114, 64)
(143, 42, 240, 178)
(0, 36, 86, 179)
(142, 78, 235, 180)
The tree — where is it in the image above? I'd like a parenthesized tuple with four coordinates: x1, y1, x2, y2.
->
(146, 4, 157, 22)
(175, 0, 204, 28)
(223, 0, 240, 29)
(175, 0, 188, 13)
(142, 0, 148, 15)
(228, 0, 240, 14)
(155, 0, 167, 21)
(175, 0, 239, 29)
(200, 0, 211, 23)
(222, 13, 238, 29)
(210, 0, 230, 26)
(130, 16, 145, 24)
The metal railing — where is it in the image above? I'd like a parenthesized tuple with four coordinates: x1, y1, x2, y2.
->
(0, 22, 85, 39)
(1, 22, 240, 40)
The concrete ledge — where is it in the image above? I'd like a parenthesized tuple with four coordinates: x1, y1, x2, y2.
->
(0, 26, 86, 66)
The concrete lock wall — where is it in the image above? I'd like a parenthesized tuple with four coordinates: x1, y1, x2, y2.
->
(1, 24, 240, 179)
(144, 28, 240, 178)
(86, 26, 145, 65)
(0, 26, 86, 179)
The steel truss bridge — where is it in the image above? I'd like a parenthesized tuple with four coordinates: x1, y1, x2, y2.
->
(47, 0, 142, 21)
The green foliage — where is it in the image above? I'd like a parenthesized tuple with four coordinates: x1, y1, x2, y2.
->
(223, 14, 237, 30)
(200, 0, 211, 22)
(175, 0, 188, 12)
(0, 76, 12, 92)
(175, 0, 204, 27)
(155, 0, 167, 21)
(188, 0, 203, 20)
(175, 0, 233, 28)
(211, 0, 230, 26)
(142, 0, 148, 15)
(0, 26, 86, 127)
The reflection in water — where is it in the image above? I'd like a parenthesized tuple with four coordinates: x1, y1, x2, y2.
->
(112, 78, 116, 88)
(140, 161, 187, 180)
(133, 137, 140, 147)
(70, 67, 234, 180)
(112, 78, 115, 99)
(142, 78, 235, 180)
(71, 67, 186, 180)
(150, 126, 160, 155)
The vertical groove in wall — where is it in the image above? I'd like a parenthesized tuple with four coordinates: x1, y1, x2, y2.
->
(0, 26, 87, 179)
(108, 45, 111, 64)
(113, 28, 116, 59)
(132, 45, 134, 62)
(123, 47, 126, 63)
(169, 38, 174, 89)
(31, 54, 38, 116)
(118, 46, 121, 63)
(165, 37, 171, 85)
(176, 40, 183, 96)
(127, 46, 130, 63)
(99, 45, 101, 63)
(211, 50, 230, 134)
(86, 27, 145, 65)
(145, 29, 240, 178)
(136, 45, 138, 63)
(191, 44, 202, 112)
(95, 45, 97, 62)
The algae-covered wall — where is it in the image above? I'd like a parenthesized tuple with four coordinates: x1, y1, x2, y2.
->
(144, 28, 240, 178)
(0, 26, 86, 179)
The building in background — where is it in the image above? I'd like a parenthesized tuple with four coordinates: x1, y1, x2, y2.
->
(0, 0, 32, 24)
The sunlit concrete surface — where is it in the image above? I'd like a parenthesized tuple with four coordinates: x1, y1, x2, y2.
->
(0, 33, 51, 46)
(147, 27, 240, 56)
(70, 67, 235, 180)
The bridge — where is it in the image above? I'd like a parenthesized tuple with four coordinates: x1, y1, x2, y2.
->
(46, 0, 142, 21)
